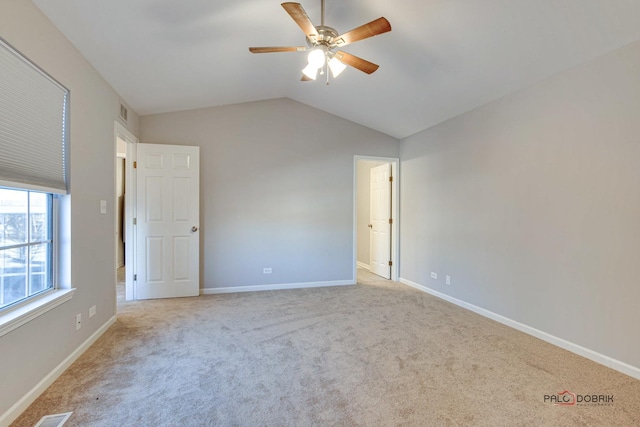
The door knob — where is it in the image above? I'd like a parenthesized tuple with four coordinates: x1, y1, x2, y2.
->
(191, 226, 198, 232)
(368, 224, 373, 228)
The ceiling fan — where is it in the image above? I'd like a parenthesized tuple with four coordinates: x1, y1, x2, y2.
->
(249, 1, 391, 83)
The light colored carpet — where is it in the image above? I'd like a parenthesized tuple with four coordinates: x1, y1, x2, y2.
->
(11, 269, 640, 426)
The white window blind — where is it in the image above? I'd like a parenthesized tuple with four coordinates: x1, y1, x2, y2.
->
(0, 38, 68, 194)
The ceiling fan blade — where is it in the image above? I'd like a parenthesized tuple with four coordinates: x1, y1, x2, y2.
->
(301, 74, 313, 81)
(334, 17, 391, 47)
(249, 46, 306, 53)
(335, 51, 379, 74)
(282, 2, 319, 42)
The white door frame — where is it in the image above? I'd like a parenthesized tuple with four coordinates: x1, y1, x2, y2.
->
(353, 155, 399, 282)
(114, 121, 138, 301)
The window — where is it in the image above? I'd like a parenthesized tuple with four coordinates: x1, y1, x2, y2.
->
(0, 188, 54, 310)
(0, 37, 68, 320)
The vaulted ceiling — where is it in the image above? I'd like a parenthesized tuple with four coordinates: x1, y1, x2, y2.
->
(33, 0, 640, 139)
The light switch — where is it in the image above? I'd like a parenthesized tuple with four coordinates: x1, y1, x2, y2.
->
(100, 200, 107, 214)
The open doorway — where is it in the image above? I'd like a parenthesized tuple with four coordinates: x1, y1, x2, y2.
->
(114, 122, 138, 303)
(354, 156, 399, 283)
(115, 139, 126, 301)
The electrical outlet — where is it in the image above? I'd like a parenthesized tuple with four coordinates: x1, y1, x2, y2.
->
(89, 305, 96, 318)
(263, 268, 272, 274)
(100, 200, 107, 214)
(430, 272, 438, 279)
(75, 313, 82, 331)
(446, 275, 451, 285)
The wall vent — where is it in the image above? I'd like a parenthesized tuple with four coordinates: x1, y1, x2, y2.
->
(120, 103, 128, 123)
(34, 412, 72, 427)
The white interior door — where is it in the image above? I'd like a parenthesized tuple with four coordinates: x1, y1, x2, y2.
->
(370, 163, 391, 279)
(135, 143, 200, 299)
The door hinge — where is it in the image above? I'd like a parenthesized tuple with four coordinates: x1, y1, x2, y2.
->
(133, 218, 137, 225)
(133, 161, 137, 169)
(133, 274, 137, 281)
(389, 218, 393, 224)
(389, 175, 393, 182)
(388, 261, 393, 266)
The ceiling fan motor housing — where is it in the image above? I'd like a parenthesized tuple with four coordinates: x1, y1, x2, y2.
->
(307, 26, 341, 49)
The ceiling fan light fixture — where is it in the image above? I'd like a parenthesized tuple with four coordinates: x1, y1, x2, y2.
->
(307, 48, 326, 68)
(302, 63, 319, 80)
(328, 56, 347, 77)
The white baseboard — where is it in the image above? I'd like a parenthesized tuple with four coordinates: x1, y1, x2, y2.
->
(0, 315, 117, 426)
(201, 280, 354, 295)
(399, 277, 640, 380)
(356, 262, 370, 270)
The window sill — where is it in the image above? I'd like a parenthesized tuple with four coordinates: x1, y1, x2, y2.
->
(0, 289, 75, 338)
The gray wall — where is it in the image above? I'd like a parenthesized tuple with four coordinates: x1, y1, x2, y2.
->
(400, 40, 640, 370)
(356, 160, 385, 267)
(140, 99, 399, 289)
(0, 0, 139, 418)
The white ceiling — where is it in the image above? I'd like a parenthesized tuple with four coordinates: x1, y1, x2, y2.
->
(33, 0, 640, 139)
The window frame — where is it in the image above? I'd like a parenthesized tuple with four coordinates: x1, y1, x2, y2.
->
(0, 191, 71, 337)
(0, 37, 75, 337)
(0, 37, 72, 336)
